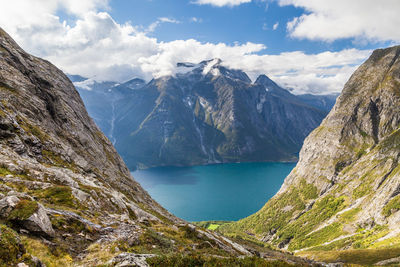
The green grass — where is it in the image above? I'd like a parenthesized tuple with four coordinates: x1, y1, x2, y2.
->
(298, 247, 400, 265)
(0, 167, 12, 176)
(0, 224, 24, 265)
(8, 199, 38, 221)
(35, 186, 77, 209)
(338, 207, 361, 223)
(41, 150, 78, 172)
(293, 223, 344, 250)
(147, 254, 298, 267)
(16, 115, 48, 142)
(383, 195, 400, 217)
(207, 224, 220, 230)
(192, 221, 231, 231)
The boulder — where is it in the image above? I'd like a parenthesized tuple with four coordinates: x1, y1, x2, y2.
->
(0, 195, 20, 216)
(108, 253, 155, 267)
(0, 196, 55, 237)
(22, 203, 55, 237)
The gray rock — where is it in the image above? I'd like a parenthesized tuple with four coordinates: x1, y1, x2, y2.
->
(23, 203, 55, 237)
(375, 256, 400, 265)
(0, 195, 20, 217)
(108, 253, 155, 267)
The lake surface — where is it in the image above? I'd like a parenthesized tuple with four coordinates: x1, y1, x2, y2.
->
(132, 162, 296, 221)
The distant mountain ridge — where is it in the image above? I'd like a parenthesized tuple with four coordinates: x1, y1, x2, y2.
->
(73, 60, 337, 169)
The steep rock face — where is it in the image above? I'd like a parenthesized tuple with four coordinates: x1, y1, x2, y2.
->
(76, 60, 327, 169)
(0, 28, 282, 266)
(0, 27, 157, 209)
(221, 46, 400, 252)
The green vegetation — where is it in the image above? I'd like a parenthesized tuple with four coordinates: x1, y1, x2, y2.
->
(22, 236, 73, 267)
(192, 221, 231, 231)
(338, 208, 361, 223)
(8, 199, 38, 221)
(50, 214, 89, 234)
(41, 150, 78, 172)
(299, 247, 400, 266)
(139, 228, 174, 252)
(383, 195, 400, 217)
(306, 224, 389, 251)
(35, 186, 77, 209)
(220, 183, 347, 251)
(16, 115, 48, 142)
(294, 223, 344, 250)
(0, 167, 12, 176)
(147, 254, 297, 267)
(0, 166, 30, 180)
(0, 224, 24, 266)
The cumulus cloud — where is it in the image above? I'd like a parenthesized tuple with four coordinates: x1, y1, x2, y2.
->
(224, 49, 370, 94)
(192, 0, 251, 7)
(272, 22, 279, 30)
(0, 0, 371, 94)
(278, 0, 400, 42)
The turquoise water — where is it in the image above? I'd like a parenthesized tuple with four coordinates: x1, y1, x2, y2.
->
(132, 162, 296, 221)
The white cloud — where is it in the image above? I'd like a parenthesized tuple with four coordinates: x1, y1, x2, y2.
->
(272, 22, 279, 30)
(192, 0, 251, 7)
(158, 17, 180, 24)
(146, 17, 180, 33)
(0, 0, 371, 94)
(224, 49, 370, 94)
(278, 0, 400, 42)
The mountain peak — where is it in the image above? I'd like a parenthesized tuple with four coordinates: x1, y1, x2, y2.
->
(255, 74, 278, 87)
(121, 77, 146, 90)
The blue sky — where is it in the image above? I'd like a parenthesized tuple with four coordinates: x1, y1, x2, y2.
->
(108, 0, 387, 54)
(1, 0, 398, 94)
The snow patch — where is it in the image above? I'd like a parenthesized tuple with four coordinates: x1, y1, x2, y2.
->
(202, 59, 220, 75)
(257, 94, 267, 113)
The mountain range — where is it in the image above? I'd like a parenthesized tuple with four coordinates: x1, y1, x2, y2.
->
(73, 60, 337, 169)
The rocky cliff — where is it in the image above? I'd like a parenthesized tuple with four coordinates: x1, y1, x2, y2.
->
(221, 46, 400, 261)
(0, 28, 315, 266)
(75, 60, 327, 169)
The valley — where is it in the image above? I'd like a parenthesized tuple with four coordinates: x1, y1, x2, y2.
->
(1, 0, 400, 265)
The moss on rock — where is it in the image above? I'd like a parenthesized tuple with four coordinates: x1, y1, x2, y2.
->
(0, 224, 25, 265)
(8, 199, 38, 221)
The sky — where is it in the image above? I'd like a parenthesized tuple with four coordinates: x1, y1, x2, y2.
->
(0, 0, 398, 94)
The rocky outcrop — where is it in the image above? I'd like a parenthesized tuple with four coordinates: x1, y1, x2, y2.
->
(221, 46, 400, 253)
(108, 253, 155, 267)
(75, 60, 328, 169)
